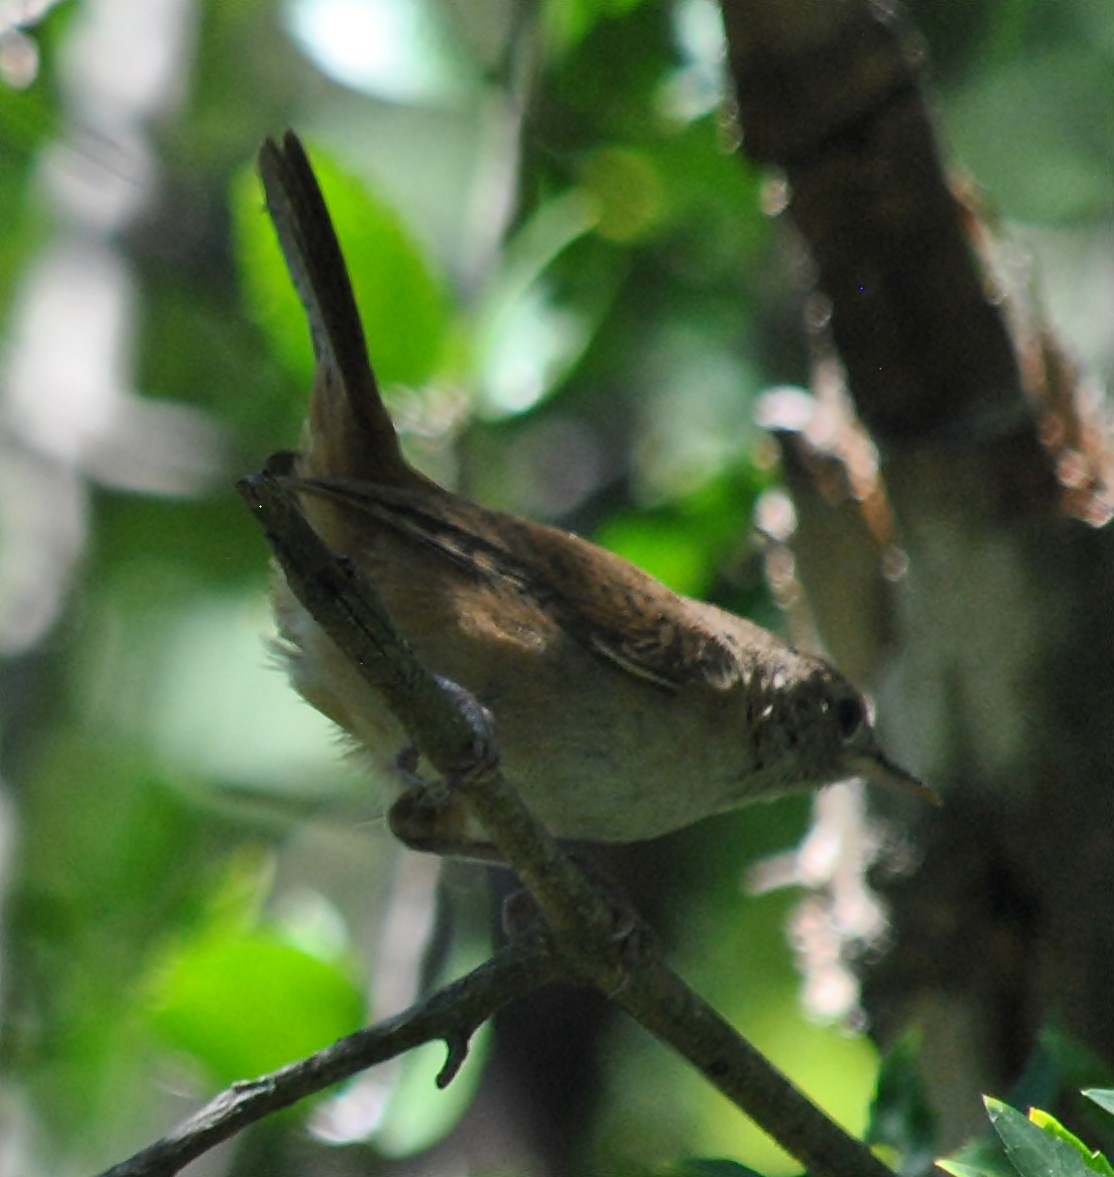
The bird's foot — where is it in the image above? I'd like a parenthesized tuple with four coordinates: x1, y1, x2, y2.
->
(387, 677, 504, 859)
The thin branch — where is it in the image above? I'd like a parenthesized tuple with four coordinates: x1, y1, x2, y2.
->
(94, 940, 558, 1177)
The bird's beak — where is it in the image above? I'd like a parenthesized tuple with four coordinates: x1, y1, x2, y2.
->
(853, 750, 942, 806)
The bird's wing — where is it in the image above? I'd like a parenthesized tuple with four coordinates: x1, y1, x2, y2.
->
(289, 477, 744, 693)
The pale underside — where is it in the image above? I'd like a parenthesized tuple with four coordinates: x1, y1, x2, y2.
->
(274, 482, 860, 842)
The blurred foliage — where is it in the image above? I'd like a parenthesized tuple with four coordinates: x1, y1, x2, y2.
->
(0, 1, 1110, 1176)
(231, 149, 450, 391)
(866, 1032, 939, 1174)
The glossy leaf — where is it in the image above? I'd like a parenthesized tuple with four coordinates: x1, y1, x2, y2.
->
(986, 1097, 1099, 1177)
(1029, 1107, 1114, 1177)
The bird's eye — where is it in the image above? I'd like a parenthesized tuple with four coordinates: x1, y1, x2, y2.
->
(834, 696, 865, 740)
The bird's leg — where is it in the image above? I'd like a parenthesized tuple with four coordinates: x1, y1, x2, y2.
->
(387, 677, 506, 860)
(387, 782, 503, 860)
(499, 844, 658, 988)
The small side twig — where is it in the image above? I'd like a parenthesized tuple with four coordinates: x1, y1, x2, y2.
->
(94, 940, 557, 1177)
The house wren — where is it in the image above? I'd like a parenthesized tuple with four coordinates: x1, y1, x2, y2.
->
(257, 132, 933, 850)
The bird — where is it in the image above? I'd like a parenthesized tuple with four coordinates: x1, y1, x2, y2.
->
(255, 130, 934, 852)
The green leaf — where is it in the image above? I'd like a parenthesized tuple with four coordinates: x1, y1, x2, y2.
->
(1029, 1108, 1114, 1177)
(231, 143, 449, 393)
(147, 926, 364, 1086)
(1084, 1091, 1114, 1119)
(1029, 1027, 1114, 1112)
(986, 1097, 1100, 1177)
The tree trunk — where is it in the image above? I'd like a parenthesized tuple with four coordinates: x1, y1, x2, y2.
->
(722, 0, 1114, 1152)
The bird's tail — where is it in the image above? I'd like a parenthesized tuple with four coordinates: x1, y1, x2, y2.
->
(257, 131, 409, 489)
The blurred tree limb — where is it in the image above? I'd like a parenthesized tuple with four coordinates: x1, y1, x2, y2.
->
(725, 0, 1114, 1151)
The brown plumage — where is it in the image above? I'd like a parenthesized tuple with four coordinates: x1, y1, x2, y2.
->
(257, 131, 932, 846)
